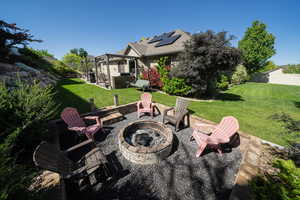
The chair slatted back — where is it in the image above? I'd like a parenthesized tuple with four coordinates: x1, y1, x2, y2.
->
(61, 107, 86, 129)
(33, 142, 75, 177)
(141, 93, 152, 109)
(174, 98, 189, 117)
(212, 116, 239, 140)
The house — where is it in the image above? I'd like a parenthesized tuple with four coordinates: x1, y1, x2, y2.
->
(93, 29, 191, 89)
(251, 67, 300, 86)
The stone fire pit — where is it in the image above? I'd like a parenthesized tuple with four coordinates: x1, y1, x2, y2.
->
(118, 120, 173, 164)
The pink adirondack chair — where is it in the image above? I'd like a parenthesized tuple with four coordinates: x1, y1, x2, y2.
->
(192, 116, 239, 157)
(61, 107, 103, 140)
(137, 93, 154, 118)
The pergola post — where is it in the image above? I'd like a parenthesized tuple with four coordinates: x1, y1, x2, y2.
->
(94, 58, 99, 84)
(106, 55, 111, 89)
(134, 58, 138, 81)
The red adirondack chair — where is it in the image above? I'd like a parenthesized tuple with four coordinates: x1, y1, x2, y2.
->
(61, 107, 103, 140)
(137, 93, 154, 118)
(192, 116, 239, 157)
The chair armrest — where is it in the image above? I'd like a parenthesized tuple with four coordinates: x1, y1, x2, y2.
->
(68, 126, 86, 132)
(163, 107, 174, 116)
(178, 109, 189, 119)
(84, 116, 102, 126)
(84, 116, 99, 120)
(207, 137, 230, 145)
(194, 123, 215, 130)
(137, 101, 142, 108)
(65, 139, 96, 162)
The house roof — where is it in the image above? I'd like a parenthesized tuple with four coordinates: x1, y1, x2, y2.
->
(126, 29, 191, 57)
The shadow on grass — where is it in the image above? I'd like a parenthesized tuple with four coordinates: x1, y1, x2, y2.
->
(294, 101, 300, 109)
(55, 80, 91, 115)
(215, 93, 243, 101)
(56, 78, 85, 86)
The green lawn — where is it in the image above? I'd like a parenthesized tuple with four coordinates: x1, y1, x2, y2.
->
(55, 78, 300, 146)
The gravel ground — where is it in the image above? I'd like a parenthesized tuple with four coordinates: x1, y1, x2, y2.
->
(90, 112, 242, 200)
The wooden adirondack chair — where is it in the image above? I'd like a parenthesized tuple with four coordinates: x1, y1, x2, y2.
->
(33, 139, 111, 191)
(163, 98, 190, 132)
(191, 116, 239, 157)
(137, 93, 154, 118)
(61, 107, 103, 140)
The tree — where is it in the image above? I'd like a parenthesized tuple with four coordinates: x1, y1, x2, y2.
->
(62, 53, 82, 70)
(238, 20, 276, 73)
(0, 20, 41, 62)
(171, 30, 241, 97)
(70, 48, 79, 55)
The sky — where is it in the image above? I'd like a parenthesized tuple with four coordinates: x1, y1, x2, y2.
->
(2, 0, 300, 65)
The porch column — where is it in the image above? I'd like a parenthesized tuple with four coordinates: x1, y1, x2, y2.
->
(106, 55, 111, 89)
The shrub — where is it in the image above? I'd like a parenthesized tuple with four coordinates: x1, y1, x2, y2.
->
(141, 67, 162, 88)
(282, 64, 300, 74)
(171, 30, 241, 96)
(216, 74, 230, 90)
(156, 57, 191, 96)
(18, 48, 76, 77)
(288, 142, 300, 167)
(27, 48, 54, 58)
(52, 60, 77, 77)
(259, 61, 278, 72)
(231, 64, 249, 85)
(162, 78, 192, 96)
(0, 80, 58, 199)
(250, 159, 300, 200)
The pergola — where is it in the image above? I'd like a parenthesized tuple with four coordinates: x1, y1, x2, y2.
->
(94, 53, 139, 89)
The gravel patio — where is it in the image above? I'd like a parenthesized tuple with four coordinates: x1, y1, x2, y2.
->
(70, 111, 243, 200)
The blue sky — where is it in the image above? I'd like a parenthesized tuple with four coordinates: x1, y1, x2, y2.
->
(2, 0, 300, 65)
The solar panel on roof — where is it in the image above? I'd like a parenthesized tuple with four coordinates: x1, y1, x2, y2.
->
(155, 34, 181, 47)
(147, 31, 181, 47)
(148, 31, 175, 43)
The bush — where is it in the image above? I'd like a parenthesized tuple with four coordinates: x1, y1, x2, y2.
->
(18, 48, 76, 77)
(259, 61, 278, 72)
(141, 67, 162, 88)
(231, 64, 249, 85)
(162, 78, 192, 96)
(27, 48, 54, 58)
(288, 142, 300, 167)
(282, 64, 300, 74)
(52, 60, 77, 77)
(0, 80, 58, 199)
(171, 30, 241, 96)
(250, 159, 300, 200)
(156, 57, 191, 96)
(216, 74, 230, 90)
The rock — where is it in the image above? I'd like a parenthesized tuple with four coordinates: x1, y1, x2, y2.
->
(0, 62, 18, 74)
(15, 62, 40, 74)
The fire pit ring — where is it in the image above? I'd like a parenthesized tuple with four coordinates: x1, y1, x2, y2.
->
(118, 120, 173, 165)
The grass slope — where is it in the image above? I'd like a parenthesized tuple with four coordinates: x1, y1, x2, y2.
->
(55, 78, 300, 146)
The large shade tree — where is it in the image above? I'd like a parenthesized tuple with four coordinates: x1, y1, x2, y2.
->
(0, 20, 41, 62)
(238, 20, 276, 73)
(171, 30, 241, 96)
(62, 53, 82, 70)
